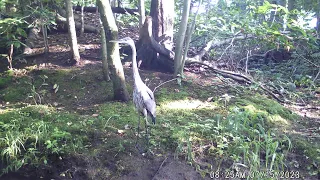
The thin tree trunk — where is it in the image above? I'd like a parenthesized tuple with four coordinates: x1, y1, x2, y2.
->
(258, 0, 265, 24)
(80, 3, 84, 36)
(181, 0, 202, 76)
(174, 0, 191, 76)
(40, 1, 49, 53)
(110, 0, 118, 26)
(97, 0, 129, 102)
(138, 0, 145, 34)
(65, 0, 81, 65)
(282, 0, 288, 31)
(317, 0, 320, 38)
(100, 20, 110, 81)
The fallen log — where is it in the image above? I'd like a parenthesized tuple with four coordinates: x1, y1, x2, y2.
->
(73, 6, 138, 15)
(55, 14, 100, 34)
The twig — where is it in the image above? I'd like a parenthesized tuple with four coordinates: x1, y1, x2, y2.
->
(153, 78, 178, 93)
(297, 53, 320, 68)
(245, 50, 250, 74)
(217, 31, 243, 62)
(217, 36, 235, 61)
(313, 68, 320, 83)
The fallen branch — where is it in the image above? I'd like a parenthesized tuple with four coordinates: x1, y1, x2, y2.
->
(55, 14, 100, 34)
(186, 61, 252, 83)
(73, 6, 139, 15)
(185, 60, 293, 104)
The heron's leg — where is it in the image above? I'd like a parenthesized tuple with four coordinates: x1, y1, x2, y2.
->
(135, 114, 141, 146)
(145, 115, 150, 146)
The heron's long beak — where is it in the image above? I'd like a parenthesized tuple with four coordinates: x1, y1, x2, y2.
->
(109, 40, 119, 43)
(109, 39, 126, 43)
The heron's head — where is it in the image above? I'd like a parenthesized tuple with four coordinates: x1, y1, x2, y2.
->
(110, 37, 135, 47)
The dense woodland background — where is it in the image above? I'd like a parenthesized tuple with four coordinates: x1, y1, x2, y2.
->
(0, 0, 319, 179)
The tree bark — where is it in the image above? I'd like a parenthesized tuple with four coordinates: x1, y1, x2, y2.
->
(150, 0, 174, 43)
(138, 0, 145, 34)
(100, 19, 110, 81)
(181, 0, 202, 75)
(317, 1, 320, 38)
(97, 0, 129, 102)
(65, 0, 81, 65)
(133, 0, 174, 71)
(80, 4, 84, 36)
(174, 0, 191, 76)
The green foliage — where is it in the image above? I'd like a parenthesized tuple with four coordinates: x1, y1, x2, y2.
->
(0, 17, 28, 51)
(186, 0, 317, 53)
(293, 75, 314, 88)
(154, 105, 292, 176)
(236, 95, 298, 124)
(0, 105, 92, 175)
(0, 76, 12, 88)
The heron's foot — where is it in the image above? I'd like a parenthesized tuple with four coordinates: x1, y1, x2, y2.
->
(135, 133, 151, 154)
(135, 143, 147, 154)
(135, 144, 155, 157)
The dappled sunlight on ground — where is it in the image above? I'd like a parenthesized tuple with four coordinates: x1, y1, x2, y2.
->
(267, 114, 291, 126)
(184, 71, 223, 86)
(284, 104, 320, 119)
(162, 99, 217, 110)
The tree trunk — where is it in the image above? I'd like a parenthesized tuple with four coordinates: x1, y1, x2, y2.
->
(317, 1, 320, 38)
(100, 20, 110, 81)
(97, 0, 130, 102)
(282, 0, 288, 31)
(138, 0, 145, 34)
(258, 0, 265, 24)
(181, 0, 202, 76)
(174, 0, 191, 76)
(65, 0, 81, 65)
(40, 1, 49, 53)
(80, 4, 84, 36)
(110, 0, 118, 26)
(135, 0, 174, 71)
(150, 0, 174, 43)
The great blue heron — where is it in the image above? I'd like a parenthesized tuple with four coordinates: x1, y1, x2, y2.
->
(110, 37, 156, 149)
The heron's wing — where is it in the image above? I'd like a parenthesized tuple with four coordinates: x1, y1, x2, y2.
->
(142, 86, 156, 118)
(145, 86, 155, 100)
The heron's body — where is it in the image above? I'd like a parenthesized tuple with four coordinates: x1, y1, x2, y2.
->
(110, 37, 156, 146)
(133, 80, 156, 124)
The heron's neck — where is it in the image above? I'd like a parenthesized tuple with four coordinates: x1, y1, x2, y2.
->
(130, 44, 142, 83)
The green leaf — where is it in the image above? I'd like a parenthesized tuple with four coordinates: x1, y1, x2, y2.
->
(54, 85, 59, 93)
(16, 28, 27, 37)
(53, 84, 58, 89)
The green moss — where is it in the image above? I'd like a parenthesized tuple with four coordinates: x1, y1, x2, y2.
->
(235, 95, 298, 122)
(156, 88, 189, 103)
(0, 76, 12, 88)
(99, 102, 137, 128)
(1, 86, 29, 102)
